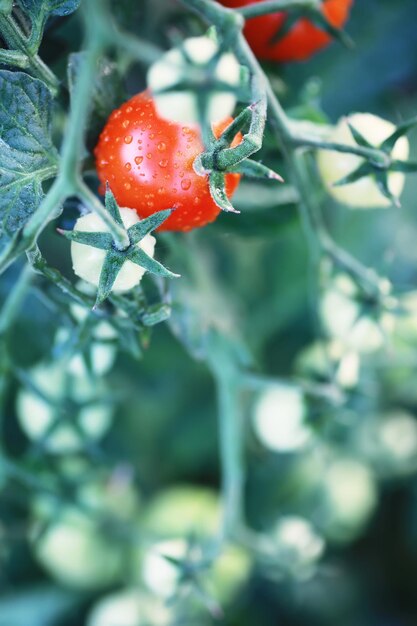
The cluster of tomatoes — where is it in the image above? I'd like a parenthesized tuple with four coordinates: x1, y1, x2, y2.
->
(93, 0, 354, 233)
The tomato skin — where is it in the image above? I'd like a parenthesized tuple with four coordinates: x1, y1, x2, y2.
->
(219, 0, 353, 62)
(94, 92, 241, 232)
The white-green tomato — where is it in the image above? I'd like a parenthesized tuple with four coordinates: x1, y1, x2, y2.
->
(317, 113, 409, 208)
(16, 362, 113, 453)
(147, 35, 242, 124)
(87, 589, 170, 626)
(71, 207, 155, 292)
(131, 485, 251, 605)
(31, 478, 140, 590)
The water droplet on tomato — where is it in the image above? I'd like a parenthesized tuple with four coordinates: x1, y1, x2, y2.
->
(122, 120, 130, 129)
(124, 162, 132, 171)
(157, 142, 166, 152)
(181, 179, 191, 190)
(124, 135, 133, 144)
(159, 159, 168, 168)
(126, 106, 133, 113)
(124, 182, 131, 190)
(194, 197, 201, 205)
(135, 156, 143, 165)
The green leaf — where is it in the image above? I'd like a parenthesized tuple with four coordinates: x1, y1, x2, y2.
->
(0, 0, 13, 13)
(128, 247, 180, 279)
(128, 209, 172, 244)
(18, 0, 80, 18)
(67, 53, 126, 148)
(0, 71, 57, 262)
(209, 172, 240, 213)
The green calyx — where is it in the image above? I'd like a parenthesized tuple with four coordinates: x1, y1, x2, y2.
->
(333, 117, 417, 207)
(196, 94, 283, 213)
(58, 187, 179, 307)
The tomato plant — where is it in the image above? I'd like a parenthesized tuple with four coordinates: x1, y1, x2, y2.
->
(1, 1, 417, 625)
(95, 91, 242, 232)
(219, 0, 353, 62)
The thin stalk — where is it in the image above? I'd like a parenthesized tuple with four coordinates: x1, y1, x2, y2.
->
(211, 359, 244, 540)
(0, 263, 33, 335)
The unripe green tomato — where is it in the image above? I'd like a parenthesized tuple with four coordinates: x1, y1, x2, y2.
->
(139, 485, 221, 538)
(320, 457, 377, 543)
(131, 486, 251, 604)
(71, 207, 155, 292)
(358, 411, 417, 477)
(296, 340, 360, 390)
(272, 515, 325, 579)
(16, 362, 113, 453)
(320, 273, 394, 353)
(140, 538, 251, 604)
(317, 113, 409, 208)
(31, 478, 140, 590)
(253, 384, 312, 453)
(33, 510, 124, 589)
(87, 589, 170, 626)
(147, 35, 241, 124)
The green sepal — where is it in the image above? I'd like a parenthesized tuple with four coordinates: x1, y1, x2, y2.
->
(128, 247, 180, 279)
(128, 209, 172, 244)
(142, 303, 172, 327)
(380, 116, 417, 153)
(209, 171, 240, 213)
(217, 105, 252, 147)
(230, 158, 283, 181)
(347, 122, 373, 149)
(332, 162, 372, 187)
(390, 160, 417, 173)
(309, 10, 354, 49)
(95, 250, 125, 306)
(57, 229, 113, 250)
(105, 184, 123, 226)
(375, 171, 400, 208)
(269, 11, 302, 46)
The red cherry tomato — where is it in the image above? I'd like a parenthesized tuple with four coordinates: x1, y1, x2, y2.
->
(94, 91, 241, 232)
(219, 0, 353, 62)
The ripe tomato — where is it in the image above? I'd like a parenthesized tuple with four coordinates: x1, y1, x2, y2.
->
(219, 0, 353, 62)
(95, 91, 242, 232)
